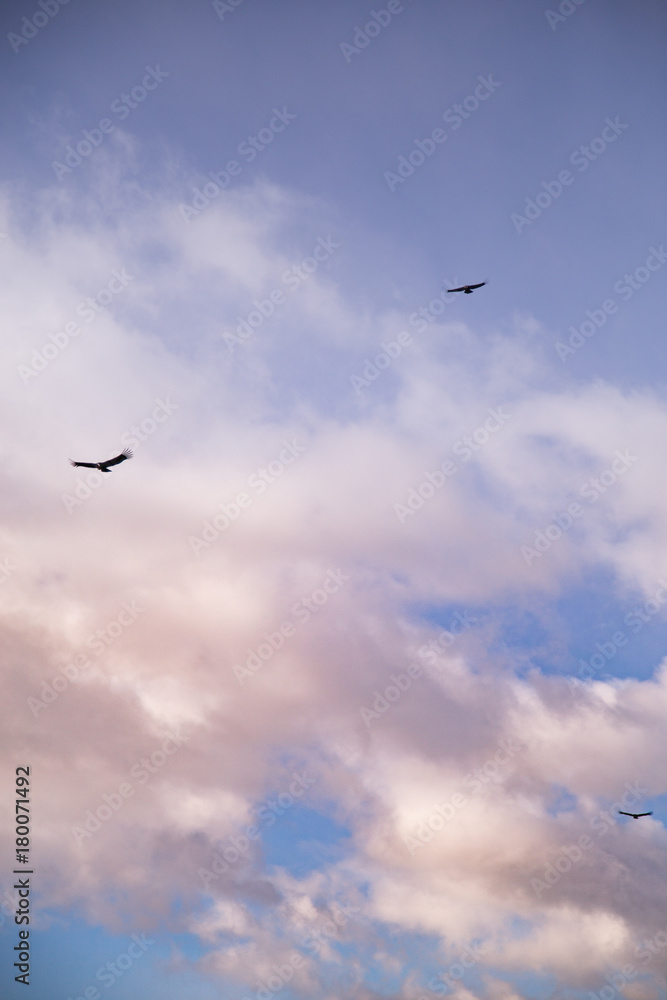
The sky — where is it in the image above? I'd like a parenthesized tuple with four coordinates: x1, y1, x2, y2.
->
(1, 1, 667, 998)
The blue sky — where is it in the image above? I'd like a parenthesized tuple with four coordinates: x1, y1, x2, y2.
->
(2, 1, 667, 998)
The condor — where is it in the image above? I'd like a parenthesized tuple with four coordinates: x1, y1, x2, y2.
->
(69, 449, 133, 473)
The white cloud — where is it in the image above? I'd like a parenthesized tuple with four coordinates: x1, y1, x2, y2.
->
(2, 165, 667, 995)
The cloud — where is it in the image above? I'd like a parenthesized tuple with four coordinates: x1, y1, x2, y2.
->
(2, 159, 667, 995)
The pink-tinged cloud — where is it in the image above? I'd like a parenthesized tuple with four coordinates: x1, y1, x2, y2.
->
(1, 174, 667, 997)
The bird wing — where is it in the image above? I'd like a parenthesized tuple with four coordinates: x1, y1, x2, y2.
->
(447, 286, 466, 292)
(468, 282, 486, 290)
(636, 812, 653, 817)
(101, 449, 133, 468)
(69, 460, 98, 468)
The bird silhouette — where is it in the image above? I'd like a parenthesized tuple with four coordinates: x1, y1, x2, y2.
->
(69, 449, 133, 473)
(618, 810, 652, 819)
(447, 282, 486, 294)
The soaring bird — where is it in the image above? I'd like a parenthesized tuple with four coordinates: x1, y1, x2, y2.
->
(618, 810, 652, 819)
(447, 282, 486, 294)
(69, 449, 133, 473)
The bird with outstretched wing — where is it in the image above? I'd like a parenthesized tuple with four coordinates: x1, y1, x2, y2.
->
(69, 449, 133, 473)
(618, 810, 652, 819)
(447, 282, 486, 294)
